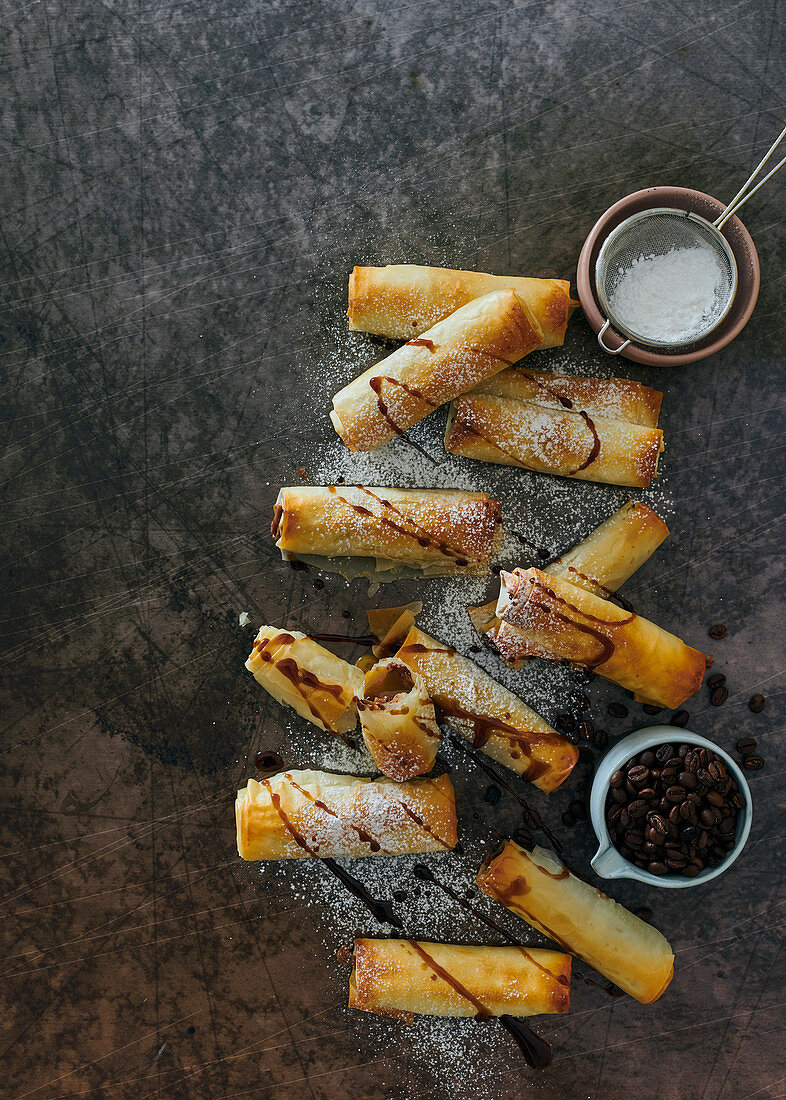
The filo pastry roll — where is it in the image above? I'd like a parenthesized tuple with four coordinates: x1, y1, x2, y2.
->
(395, 625, 578, 792)
(358, 658, 441, 781)
(246, 628, 364, 734)
(236, 770, 457, 859)
(445, 395, 664, 487)
(468, 366, 662, 427)
(495, 568, 707, 709)
(476, 843, 674, 1004)
(468, 500, 669, 646)
(347, 264, 573, 349)
(272, 485, 502, 580)
(348, 938, 571, 1022)
(331, 289, 543, 452)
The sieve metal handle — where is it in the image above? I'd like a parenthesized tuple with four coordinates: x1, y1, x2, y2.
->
(715, 122, 786, 231)
(597, 319, 630, 356)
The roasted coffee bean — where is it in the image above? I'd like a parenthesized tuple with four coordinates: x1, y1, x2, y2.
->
(679, 800, 696, 822)
(577, 720, 594, 741)
(678, 771, 697, 790)
(626, 830, 645, 849)
(696, 768, 712, 787)
(593, 729, 609, 749)
(709, 623, 727, 639)
(681, 863, 701, 878)
(578, 746, 594, 763)
(678, 743, 690, 758)
(640, 750, 656, 767)
(513, 828, 534, 849)
(667, 854, 688, 869)
(634, 905, 653, 920)
(708, 761, 725, 782)
(706, 790, 724, 808)
(639, 787, 657, 802)
(608, 804, 624, 824)
(748, 694, 765, 713)
(619, 809, 630, 827)
(569, 799, 587, 820)
(608, 702, 628, 718)
(711, 686, 729, 707)
(642, 841, 659, 857)
(642, 704, 662, 715)
(671, 709, 690, 727)
(668, 805, 682, 826)
(700, 808, 716, 827)
(665, 786, 686, 802)
(655, 743, 673, 764)
(648, 861, 669, 876)
(628, 799, 648, 819)
(628, 765, 650, 786)
(575, 694, 590, 710)
(736, 737, 757, 755)
(610, 769, 625, 789)
(556, 713, 577, 734)
(742, 754, 765, 770)
(708, 673, 726, 690)
(561, 811, 576, 827)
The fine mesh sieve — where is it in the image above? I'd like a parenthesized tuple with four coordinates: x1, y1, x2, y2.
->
(592, 122, 785, 355)
(595, 209, 737, 349)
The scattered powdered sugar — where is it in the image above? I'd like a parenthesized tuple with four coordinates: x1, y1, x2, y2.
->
(253, 306, 676, 1095)
(609, 245, 727, 344)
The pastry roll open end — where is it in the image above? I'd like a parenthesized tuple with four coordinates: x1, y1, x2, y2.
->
(236, 770, 458, 860)
(367, 601, 424, 657)
(347, 938, 571, 1020)
(245, 627, 364, 734)
(476, 843, 674, 1005)
(358, 658, 441, 781)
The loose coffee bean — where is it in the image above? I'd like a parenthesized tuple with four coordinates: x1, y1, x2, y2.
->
(594, 729, 609, 749)
(608, 702, 628, 718)
(556, 713, 576, 734)
(484, 785, 502, 805)
(561, 811, 576, 827)
(577, 720, 594, 741)
(742, 755, 765, 770)
(634, 906, 653, 920)
(643, 704, 662, 715)
(748, 694, 765, 713)
(709, 623, 727, 639)
(671, 710, 690, 727)
(575, 694, 590, 710)
(711, 686, 729, 706)
(736, 737, 757, 755)
(708, 673, 726, 690)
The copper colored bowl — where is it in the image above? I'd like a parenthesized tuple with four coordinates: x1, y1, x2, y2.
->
(576, 186, 761, 367)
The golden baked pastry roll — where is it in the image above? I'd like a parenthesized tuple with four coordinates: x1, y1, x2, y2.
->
(468, 500, 669, 644)
(495, 568, 707, 708)
(271, 485, 502, 580)
(331, 289, 543, 452)
(347, 264, 573, 349)
(358, 658, 441, 781)
(236, 769, 458, 860)
(348, 938, 571, 1021)
(469, 366, 662, 427)
(476, 843, 674, 1004)
(395, 625, 577, 792)
(246, 627, 364, 734)
(445, 395, 664, 487)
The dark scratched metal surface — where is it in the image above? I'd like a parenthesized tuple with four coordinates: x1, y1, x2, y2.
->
(1, 1, 784, 1097)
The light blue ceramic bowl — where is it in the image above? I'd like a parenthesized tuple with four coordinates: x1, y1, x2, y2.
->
(590, 725, 753, 889)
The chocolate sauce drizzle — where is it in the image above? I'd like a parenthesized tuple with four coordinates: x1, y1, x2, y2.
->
(252, 633, 347, 725)
(260, 777, 402, 928)
(519, 575, 636, 669)
(368, 376, 438, 463)
(445, 733, 562, 854)
(573, 411, 601, 473)
(308, 632, 377, 647)
(328, 485, 472, 566)
(498, 1016, 553, 1069)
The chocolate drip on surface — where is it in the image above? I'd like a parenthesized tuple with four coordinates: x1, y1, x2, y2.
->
(308, 632, 377, 647)
(445, 733, 562, 854)
(254, 751, 284, 776)
(498, 1016, 552, 1069)
(512, 531, 551, 561)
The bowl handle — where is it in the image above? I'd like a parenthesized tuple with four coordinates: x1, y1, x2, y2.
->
(597, 318, 631, 356)
(591, 841, 629, 880)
